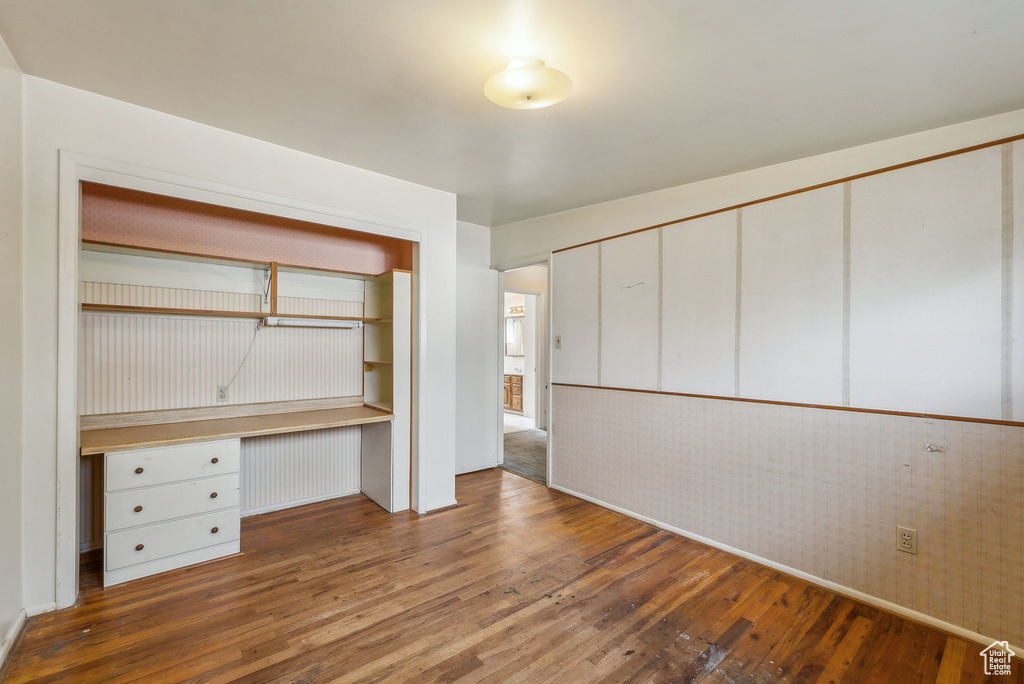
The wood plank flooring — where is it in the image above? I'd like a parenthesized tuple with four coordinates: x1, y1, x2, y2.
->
(3, 469, 1016, 683)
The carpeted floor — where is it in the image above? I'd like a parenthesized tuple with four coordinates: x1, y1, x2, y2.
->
(502, 412, 546, 482)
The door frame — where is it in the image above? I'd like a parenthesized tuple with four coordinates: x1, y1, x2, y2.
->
(496, 263, 550, 480)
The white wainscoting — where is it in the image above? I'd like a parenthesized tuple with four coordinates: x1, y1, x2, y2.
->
(80, 312, 363, 414)
(240, 428, 361, 515)
(551, 384, 1024, 650)
(276, 296, 361, 318)
(83, 281, 262, 312)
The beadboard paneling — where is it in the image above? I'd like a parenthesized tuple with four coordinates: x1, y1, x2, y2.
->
(82, 282, 261, 312)
(276, 296, 362, 318)
(240, 428, 360, 515)
(551, 384, 1024, 648)
(80, 313, 362, 414)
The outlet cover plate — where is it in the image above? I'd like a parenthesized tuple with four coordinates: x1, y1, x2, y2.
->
(896, 525, 917, 555)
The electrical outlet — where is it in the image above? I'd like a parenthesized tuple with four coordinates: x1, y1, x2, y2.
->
(555, 335, 562, 349)
(896, 526, 917, 555)
(217, 385, 229, 402)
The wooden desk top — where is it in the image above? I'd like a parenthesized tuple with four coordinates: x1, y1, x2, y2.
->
(81, 405, 394, 455)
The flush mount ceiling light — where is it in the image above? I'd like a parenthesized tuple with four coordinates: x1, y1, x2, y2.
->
(484, 57, 572, 110)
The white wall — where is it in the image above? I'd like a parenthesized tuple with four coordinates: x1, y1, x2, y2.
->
(542, 129, 1024, 648)
(21, 76, 458, 611)
(548, 141, 1018, 420)
(455, 221, 499, 474)
(492, 107, 1024, 269)
(0, 34, 24, 661)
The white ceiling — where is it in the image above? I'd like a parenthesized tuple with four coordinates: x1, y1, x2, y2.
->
(2, 1, 1024, 226)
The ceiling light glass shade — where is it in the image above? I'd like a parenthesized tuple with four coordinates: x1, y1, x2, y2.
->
(484, 57, 572, 110)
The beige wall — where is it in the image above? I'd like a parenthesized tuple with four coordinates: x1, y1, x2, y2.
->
(0, 33, 23, 659)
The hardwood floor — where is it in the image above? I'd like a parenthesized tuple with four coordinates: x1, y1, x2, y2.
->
(4, 469, 1016, 683)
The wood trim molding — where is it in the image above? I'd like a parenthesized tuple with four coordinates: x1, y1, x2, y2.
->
(552, 132, 1024, 255)
(551, 382, 1024, 428)
(269, 261, 278, 314)
(82, 303, 265, 318)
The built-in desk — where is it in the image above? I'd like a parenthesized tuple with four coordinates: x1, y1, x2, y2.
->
(80, 403, 399, 588)
(80, 404, 394, 455)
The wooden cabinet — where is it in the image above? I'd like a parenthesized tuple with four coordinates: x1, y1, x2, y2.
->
(503, 374, 523, 412)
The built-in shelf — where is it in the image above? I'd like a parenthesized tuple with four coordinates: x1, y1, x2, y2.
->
(81, 303, 383, 323)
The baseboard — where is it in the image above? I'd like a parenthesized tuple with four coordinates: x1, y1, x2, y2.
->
(416, 498, 458, 515)
(550, 483, 1023, 657)
(241, 489, 362, 518)
(25, 602, 56, 618)
(0, 608, 27, 676)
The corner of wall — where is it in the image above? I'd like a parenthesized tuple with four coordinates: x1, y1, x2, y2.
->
(0, 28, 25, 669)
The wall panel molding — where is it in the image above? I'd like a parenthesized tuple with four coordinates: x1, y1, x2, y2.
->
(552, 143, 1015, 421)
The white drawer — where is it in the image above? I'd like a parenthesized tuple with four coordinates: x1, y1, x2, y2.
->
(105, 439, 240, 492)
(105, 474, 240, 531)
(105, 508, 241, 572)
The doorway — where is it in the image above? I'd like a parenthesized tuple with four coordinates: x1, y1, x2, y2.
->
(501, 265, 548, 483)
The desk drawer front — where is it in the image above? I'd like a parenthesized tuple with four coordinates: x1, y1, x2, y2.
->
(105, 508, 241, 571)
(105, 474, 240, 531)
(105, 439, 240, 491)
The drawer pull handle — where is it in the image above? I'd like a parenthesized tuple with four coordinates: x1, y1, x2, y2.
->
(211, 457, 219, 464)
(134, 505, 143, 513)
(135, 544, 144, 551)
(135, 467, 144, 474)
(210, 492, 218, 499)
(211, 527, 219, 534)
